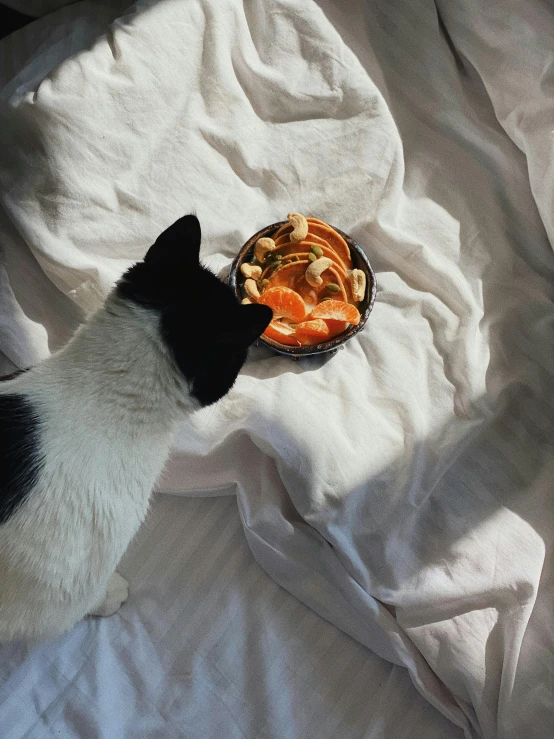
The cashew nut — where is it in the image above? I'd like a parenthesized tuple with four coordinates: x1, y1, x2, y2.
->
(305, 256, 333, 287)
(254, 237, 276, 263)
(287, 212, 309, 243)
(241, 297, 252, 305)
(240, 263, 262, 279)
(243, 278, 260, 300)
(350, 269, 366, 302)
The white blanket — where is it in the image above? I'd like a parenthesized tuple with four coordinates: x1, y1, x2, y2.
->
(1, 1, 553, 737)
(3, 493, 464, 739)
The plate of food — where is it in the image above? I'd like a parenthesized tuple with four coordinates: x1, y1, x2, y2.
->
(229, 213, 376, 357)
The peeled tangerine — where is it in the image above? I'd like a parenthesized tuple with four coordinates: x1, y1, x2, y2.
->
(263, 321, 301, 347)
(295, 319, 330, 340)
(258, 286, 306, 323)
(310, 300, 361, 325)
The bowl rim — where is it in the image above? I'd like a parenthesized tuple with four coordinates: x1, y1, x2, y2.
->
(229, 221, 377, 357)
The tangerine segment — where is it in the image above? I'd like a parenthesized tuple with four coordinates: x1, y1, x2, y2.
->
(266, 264, 348, 311)
(324, 319, 349, 339)
(295, 319, 330, 340)
(259, 286, 306, 322)
(262, 261, 348, 311)
(262, 321, 301, 347)
(311, 300, 361, 325)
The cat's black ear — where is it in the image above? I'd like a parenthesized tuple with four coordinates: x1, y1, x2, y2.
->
(218, 304, 273, 348)
(144, 215, 201, 266)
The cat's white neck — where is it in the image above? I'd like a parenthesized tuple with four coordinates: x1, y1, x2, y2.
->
(34, 294, 198, 434)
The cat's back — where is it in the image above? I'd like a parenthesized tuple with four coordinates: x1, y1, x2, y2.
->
(0, 362, 168, 641)
(0, 360, 169, 532)
(0, 357, 167, 541)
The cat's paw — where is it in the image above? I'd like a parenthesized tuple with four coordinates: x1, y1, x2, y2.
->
(89, 572, 129, 617)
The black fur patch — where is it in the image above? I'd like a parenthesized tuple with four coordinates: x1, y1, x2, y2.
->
(0, 394, 43, 524)
(0, 368, 29, 382)
(117, 215, 272, 406)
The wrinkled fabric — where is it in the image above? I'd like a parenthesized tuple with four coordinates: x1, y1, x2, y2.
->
(2, 0, 90, 18)
(2, 494, 463, 739)
(0, 1, 553, 737)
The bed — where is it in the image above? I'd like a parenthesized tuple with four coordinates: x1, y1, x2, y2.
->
(0, 1, 553, 737)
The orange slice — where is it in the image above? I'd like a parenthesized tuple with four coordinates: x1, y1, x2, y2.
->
(259, 286, 307, 322)
(261, 259, 309, 286)
(272, 222, 294, 241)
(273, 242, 348, 278)
(295, 319, 330, 340)
(274, 234, 289, 247)
(305, 217, 328, 227)
(263, 262, 348, 312)
(262, 321, 301, 347)
(306, 222, 352, 268)
(302, 265, 349, 304)
(274, 232, 329, 249)
(272, 219, 352, 269)
(311, 300, 361, 325)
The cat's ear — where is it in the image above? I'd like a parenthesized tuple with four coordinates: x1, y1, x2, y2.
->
(144, 215, 201, 266)
(218, 304, 273, 348)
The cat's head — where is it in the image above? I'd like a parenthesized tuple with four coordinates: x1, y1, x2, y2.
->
(117, 215, 272, 406)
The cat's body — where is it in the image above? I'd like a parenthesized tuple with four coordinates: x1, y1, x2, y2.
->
(0, 216, 271, 643)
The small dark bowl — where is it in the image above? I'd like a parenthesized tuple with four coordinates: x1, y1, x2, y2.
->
(229, 221, 377, 358)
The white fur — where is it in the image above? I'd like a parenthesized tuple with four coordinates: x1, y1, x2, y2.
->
(0, 294, 198, 642)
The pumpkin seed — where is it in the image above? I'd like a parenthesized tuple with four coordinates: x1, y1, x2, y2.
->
(308, 253, 317, 262)
(310, 245, 323, 257)
(326, 283, 341, 293)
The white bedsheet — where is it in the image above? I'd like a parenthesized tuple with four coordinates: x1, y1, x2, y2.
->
(0, 1, 553, 738)
(2, 494, 462, 739)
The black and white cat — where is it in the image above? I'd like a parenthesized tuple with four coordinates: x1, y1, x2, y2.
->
(0, 215, 271, 643)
